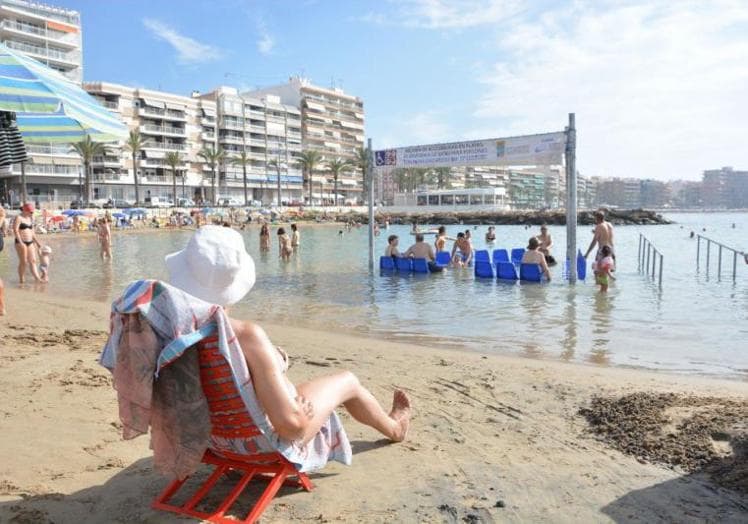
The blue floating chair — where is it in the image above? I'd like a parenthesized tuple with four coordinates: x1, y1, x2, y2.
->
(511, 248, 525, 265)
(496, 262, 518, 280)
(474, 249, 490, 263)
(435, 251, 451, 266)
(395, 257, 412, 272)
(412, 258, 430, 273)
(474, 260, 495, 278)
(492, 249, 509, 264)
(576, 250, 587, 280)
(520, 263, 543, 282)
(380, 256, 395, 271)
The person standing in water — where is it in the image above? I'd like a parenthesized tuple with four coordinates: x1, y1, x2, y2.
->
(277, 227, 293, 261)
(584, 211, 615, 263)
(13, 203, 42, 283)
(290, 223, 300, 251)
(98, 216, 113, 260)
(485, 226, 496, 243)
(434, 226, 448, 253)
(536, 225, 556, 265)
(259, 223, 271, 252)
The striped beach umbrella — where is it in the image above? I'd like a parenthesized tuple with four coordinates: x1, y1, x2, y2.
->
(0, 43, 127, 142)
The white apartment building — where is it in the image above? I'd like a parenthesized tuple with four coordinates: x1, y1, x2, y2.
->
(247, 76, 365, 204)
(0, 0, 82, 82)
(83, 82, 217, 203)
(199, 86, 304, 204)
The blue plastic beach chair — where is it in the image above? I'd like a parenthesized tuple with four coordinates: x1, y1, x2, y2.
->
(435, 251, 451, 266)
(474, 260, 495, 279)
(496, 262, 518, 280)
(380, 256, 395, 271)
(492, 249, 509, 264)
(576, 250, 587, 280)
(511, 248, 525, 265)
(395, 257, 412, 272)
(474, 250, 490, 263)
(412, 258, 430, 273)
(520, 263, 543, 282)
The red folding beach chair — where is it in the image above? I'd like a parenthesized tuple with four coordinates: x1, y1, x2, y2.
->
(152, 335, 313, 523)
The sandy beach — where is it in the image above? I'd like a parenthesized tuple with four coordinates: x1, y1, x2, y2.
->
(0, 286, 746, 523)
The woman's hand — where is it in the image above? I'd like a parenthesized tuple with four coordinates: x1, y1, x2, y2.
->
(294, 395, 314, 421)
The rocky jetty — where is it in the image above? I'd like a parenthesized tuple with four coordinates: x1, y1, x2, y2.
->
(297, 208, 672, 226)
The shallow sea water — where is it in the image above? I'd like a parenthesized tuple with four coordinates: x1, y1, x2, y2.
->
(2, 212, 746, 378)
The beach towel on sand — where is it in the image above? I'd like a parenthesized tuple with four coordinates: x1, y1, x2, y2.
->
(100, 279, 351, 479)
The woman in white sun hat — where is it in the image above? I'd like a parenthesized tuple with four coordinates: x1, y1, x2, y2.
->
(165, 225, 411, 445)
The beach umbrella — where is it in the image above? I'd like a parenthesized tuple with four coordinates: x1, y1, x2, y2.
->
(201, 207, 214, 215)
(50, 215, 65, 223)
(124, 207, 147, 215)
(0, 44, 128, 142)
(61, 209, 85, 216)
(112, 212, 126, 219)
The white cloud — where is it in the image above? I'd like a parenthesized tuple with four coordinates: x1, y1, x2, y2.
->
(378, 111, 453, 148)
(256, 20, 275, 55)
(143, 18, 223, 64)
(362, 0, 524, 29)
(472, 1, 748, 180)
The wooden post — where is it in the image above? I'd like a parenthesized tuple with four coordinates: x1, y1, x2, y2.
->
(565, 113, 577, 283)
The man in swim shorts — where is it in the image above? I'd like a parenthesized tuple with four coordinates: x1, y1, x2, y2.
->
(584, 210, 615, 263)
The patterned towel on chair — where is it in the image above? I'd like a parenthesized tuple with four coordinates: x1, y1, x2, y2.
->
(100, 279, 352, 479)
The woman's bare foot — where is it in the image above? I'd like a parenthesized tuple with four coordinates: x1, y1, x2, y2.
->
(388, 389, 411, 442)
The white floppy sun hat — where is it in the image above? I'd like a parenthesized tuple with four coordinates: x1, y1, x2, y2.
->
(165, 225, 256, 306)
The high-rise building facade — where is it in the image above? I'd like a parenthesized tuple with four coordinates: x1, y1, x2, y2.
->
(247, 76, 365, 203)
(83, 82, 217, 203)
(199, 86, 304, 204)
(0, 0, 82, 82)
(702, 167, 748, 209)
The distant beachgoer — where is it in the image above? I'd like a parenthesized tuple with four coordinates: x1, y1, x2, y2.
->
(39, 245, 52, 282)
(385, 234, 400, 257)
(277, 227, 293, 261)
(731, 223, 736, 229)
(384, 219, 390, 229)
(13, 203, 42, 283)
(593, 245, 616, 292)
(291, 223, 300, 249)
(521, 237, 551, 281)
(0, 205, 6, 252)
(584, 211, 615, 263)
(435, 226, 447, 252)
(485, 226, 496, 243)
(689, 231, 695, 239)
(338, 230, 344, 236)
(98, 217, 113, 260)
(403, 233, 437, 269)
(72, 214, 80, 232)
(374, 223, 380, 236)
(702, 227, 706, 232)
(411, 223, 419, 234)
(260, 223, 271, 251)
(536, 225, 556, 266)
(451, 232, 473, 265)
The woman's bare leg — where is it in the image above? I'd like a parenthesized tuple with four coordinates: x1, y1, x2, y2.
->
(295, 370, 410, 445)
(15, 242, 26, 283)
(26, 248, 41, 282)
(0, 278, 5, 314)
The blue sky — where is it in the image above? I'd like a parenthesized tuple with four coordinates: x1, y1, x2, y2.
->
(64, 0, 748, 181)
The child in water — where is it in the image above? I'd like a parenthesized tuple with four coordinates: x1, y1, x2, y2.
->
(39, 245, 52, 282)
(593, 244, 615, 292)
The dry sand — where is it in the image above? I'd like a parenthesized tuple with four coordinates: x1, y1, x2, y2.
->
(0, 287, 746, 523)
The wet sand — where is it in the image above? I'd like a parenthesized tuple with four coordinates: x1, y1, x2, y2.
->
(0, 287, 746, 523)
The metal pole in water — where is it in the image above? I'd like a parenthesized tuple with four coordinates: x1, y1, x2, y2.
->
(652, 248, 656, 279)
(565, 113, 577, 284)
(733, 251, 738, 282)
(696, 235, 700, 271)
(367, 138, 375, 272)
(638, 234, 642, 271)
(706, 240, 710, 275)
(646, 242, 651, 273)
(718, 245, 722, 280)
(659, 253, 663, 288)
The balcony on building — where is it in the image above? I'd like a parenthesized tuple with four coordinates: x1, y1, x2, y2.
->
(141, 141, 187, 151)
(2, 38, 79, 67)
(138, 99, 187, 121)
(140, 123, 187, 137)
(0, 18, 79, 48)
(0, 0, 80, 26)
(25, 143, 77, 157)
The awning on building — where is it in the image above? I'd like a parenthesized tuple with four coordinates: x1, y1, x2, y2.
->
(340, 179, 357, 186)
(141, 98, 165, 108)
(164, 101, 186, 111)
(201, 106, 216, 117)
(305, 101, 325, 112)
(340, 120, 363, 129)
(144, 150, 166, 159)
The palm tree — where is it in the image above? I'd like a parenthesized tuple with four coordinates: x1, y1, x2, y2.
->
(198, 145, 226, 205)
(71, 136, 106, 202)
(268, 156, 284, 206)
(164, 151, 181, 206)
(231, 151, 252, 206)
(125, 130, 144, 204)
(354, 146, 371, 204)
(328, 158, 352, 207)
(435, 167, 451, 189)
(297, 149, 323, 206)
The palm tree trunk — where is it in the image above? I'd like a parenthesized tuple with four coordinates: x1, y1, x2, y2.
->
(308, 171, 313, 206)
(242, 164, 248, 206)
(334, 176, 338, 208)
(84, 161, 91, 201)
(132, 153, 140, 204)
(211, 166, 217, 205)
(20, 162, 28, 203)
(181, 174, 185, 199)
(172, 169, 177, 207)
(276, 167, 282, 207)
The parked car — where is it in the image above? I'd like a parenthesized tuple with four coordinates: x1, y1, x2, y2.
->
(103, 199, 133, 209)
(216, 197, 241, 207)
(69, 199, 101, 209)
(144, 196, 173, 208)
(176, 197, 195, 207)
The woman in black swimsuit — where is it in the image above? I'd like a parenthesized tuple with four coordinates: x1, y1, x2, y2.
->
(13, 203, 41, 283)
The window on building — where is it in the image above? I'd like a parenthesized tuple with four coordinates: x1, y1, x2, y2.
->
(441, 194, 454, 205)
(470, 194, 483, 205)
(455, 194, 469, 205)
